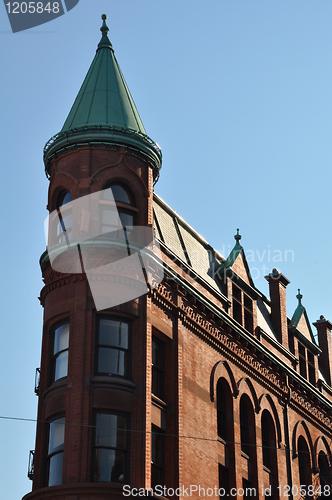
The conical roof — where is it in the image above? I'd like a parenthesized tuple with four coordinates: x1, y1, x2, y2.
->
(44, 15, 161, 179)
(61, 15, 146, 134)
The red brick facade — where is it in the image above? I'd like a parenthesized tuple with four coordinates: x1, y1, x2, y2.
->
(23, 21, 332, 500)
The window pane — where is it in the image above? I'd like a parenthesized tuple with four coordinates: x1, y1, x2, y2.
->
(48, 418, 65, 454)
(99, 320, 128, 348)
(60, 192, 72, 206)
(48, 452, 63, 486)
(102, 207, 120, 227)
(54, 324, 69, 354)
(54, 351, 68, 380)
(98, 348, 125, 376)
(94, 449, 125, 482)
(102, 185, 131, 204)
(95, 414, 127, 449)
(119, 212, 133, 229)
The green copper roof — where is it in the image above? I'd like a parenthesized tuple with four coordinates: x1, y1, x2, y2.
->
(61, 15, 146, 134)
(44, 15, 162, 179)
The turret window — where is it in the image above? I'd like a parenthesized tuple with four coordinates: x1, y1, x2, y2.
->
(47, 417, 65, 486)
(93, 413, 128, 483)
(97, 319, 129, 377)
(56, 191, 72, 243)
(100, 184, 136, 237)
(52, 323, 69, 382)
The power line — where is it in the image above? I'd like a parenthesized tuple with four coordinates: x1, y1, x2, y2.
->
(1, 414, 331, 457)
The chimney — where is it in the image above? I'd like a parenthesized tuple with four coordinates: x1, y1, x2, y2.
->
(314, 316, 332, 386)
(265, 268, 290, 349)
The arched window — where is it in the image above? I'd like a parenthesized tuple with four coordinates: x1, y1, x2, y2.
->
(261, 410, 278, 499)
(57, 191, 72, 243)
(318, 451, 332, 498)
(217, 378, 233, 441)
(298, 436, 312, 496)
(216, 379, 234, 496)
(239, 395, 258, 497)
(100, 184, 136, 237)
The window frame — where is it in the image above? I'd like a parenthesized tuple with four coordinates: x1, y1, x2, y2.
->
(93, 411, 129, 483)
(52, 321, 70, 383)
(96, 317, 131, 379)
(46, 416, 65, 487)
(151, 337, 165, 402)
(56, 190, 72, 243)
(151, 425, 165, 489)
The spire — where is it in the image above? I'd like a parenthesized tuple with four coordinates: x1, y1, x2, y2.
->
(61, 14, 145, 134)
(44, 15, 162, 179)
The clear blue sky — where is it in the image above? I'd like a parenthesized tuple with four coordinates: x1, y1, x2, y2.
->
(1, 1, 332, 498)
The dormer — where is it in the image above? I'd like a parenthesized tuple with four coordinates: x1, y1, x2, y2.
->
(216, 229, 260, 335)
(289, 289, 321, 386)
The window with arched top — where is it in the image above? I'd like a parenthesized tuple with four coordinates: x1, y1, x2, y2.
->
(318, 451, 332, 498)
(56, 191, 72, 243)
(239, 395, 258, 496)
(261, 410, 278, 499)
(217, 379, 231, 441)
(298, 436, 312, 496)
(216, 379, 234, 496)
(100, 184, 137, 238)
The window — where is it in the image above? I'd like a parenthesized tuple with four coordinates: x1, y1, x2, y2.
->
(52, 323, 69, 382)
(232, 284, 242, 325)
(261, 410, 279, 499)
(47, 417, 65, 486)
(217, 380, 228, 441)
(152, 338, 165, 400)
(298, 436, 312, 497)
(240, 398, 250, 457)
(308, 352, 315, 385)
(219, 464, 229, 498)
(93, 413, 127, 483)
(299, 344, 307, 379)
(318, 452, 331, 497)
(97, 319, 129, 377)
(100, 184, 135, 238)
(232, 284, 253, 334)
(151, 425, 165, 488)
(57, 191, 72, 243)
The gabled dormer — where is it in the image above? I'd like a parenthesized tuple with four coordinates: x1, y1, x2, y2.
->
(289, 289, 321, 385)
(217, 229, 260, 335)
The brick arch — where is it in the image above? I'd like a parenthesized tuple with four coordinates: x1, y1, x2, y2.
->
(258, 393, 282, 447)
(49, 172, 79, 212)
(92, 164, 149, 199)
(313, 436, 332, 470)
(292, 420, 314, 460)
(237, 377, 260, 413)
(210, 360, 238, 402)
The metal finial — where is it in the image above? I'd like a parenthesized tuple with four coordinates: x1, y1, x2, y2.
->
(296, 288, 303, 305)
(234, 228, 242, 243)
(97, 14, 113, 52)
(100, 14, 109, 37)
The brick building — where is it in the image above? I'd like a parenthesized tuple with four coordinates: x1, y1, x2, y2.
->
(23, 15, 332, 500)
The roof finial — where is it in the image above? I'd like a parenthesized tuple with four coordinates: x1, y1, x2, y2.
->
(296, 288, 303, 305)
(100, 14, 109, 37)
(234, 228, 242, 244)
(97, 14, 113, 51)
